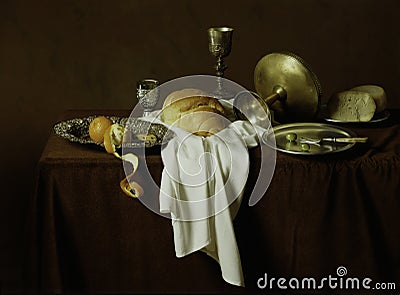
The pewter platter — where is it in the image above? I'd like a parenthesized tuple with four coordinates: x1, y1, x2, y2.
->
(262, 123, 357, 155)
(323, 110, 390, 124)
(53, 115, 174, 148)
(319, 104, 390, 124)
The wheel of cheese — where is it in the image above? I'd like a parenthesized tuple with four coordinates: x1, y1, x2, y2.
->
(350, 85, 387, 113)
(327, 91, 376, 122)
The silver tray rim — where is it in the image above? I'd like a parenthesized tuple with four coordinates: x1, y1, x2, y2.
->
(53, 115, 173, 148)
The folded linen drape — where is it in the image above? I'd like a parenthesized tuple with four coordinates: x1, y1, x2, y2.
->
(159, 120, 259, 286)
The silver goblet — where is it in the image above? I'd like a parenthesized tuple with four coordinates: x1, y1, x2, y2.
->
(207, 27, 233, 77)
(136, 79, 159, 117)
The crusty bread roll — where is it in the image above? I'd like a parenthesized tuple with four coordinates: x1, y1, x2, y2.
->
(162, 88, 209, 108)
(350, 85, 387, 113)
(160, 89, 227, 137)
(327, 91, 376, 122)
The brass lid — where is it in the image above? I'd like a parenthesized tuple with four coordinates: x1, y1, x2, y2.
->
(254, 52, 322, 122)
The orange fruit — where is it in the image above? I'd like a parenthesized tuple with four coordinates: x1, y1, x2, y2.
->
(88, 116, 113, 143)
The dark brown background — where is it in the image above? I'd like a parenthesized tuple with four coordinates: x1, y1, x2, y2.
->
(1, 0, 399, 292)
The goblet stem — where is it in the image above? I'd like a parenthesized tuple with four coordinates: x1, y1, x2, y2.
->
(215, 57, 227, 77)
(215, 76, 225, 98)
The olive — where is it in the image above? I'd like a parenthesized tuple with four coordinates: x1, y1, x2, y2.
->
(285, 141, 297, 151)
(300, 143, 310, 152)
(285, 132, 297, 142)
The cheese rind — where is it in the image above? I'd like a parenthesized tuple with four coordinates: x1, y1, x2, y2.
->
(327, 91, 376, 122)
(350, 85, 387, 113)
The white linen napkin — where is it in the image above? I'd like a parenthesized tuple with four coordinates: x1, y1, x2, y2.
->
(159, 120, 259, 287)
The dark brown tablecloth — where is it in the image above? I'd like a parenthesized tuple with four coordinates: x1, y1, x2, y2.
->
(26, 109, 400, 294)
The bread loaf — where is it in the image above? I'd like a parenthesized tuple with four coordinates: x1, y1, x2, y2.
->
(160, 89, 227, 137)
(162, 88, 209, 108)
(350, 85, 387, 113)
(327, 91, 376, 122)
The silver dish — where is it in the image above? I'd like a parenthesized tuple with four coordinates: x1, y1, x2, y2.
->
(319, 104, 390, 124)
(324, 110, 390, 124)
(53, 116, 174, 148)
(262, 122, 357, 155)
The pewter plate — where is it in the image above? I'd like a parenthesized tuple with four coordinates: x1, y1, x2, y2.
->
(262, 123, 357, 155)
(53, 116, 174, 148)
(323, 110, 390, 124)
(319, 104, 390, 124)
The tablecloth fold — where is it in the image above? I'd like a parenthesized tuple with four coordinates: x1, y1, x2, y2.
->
(159, 120, 259, 287)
